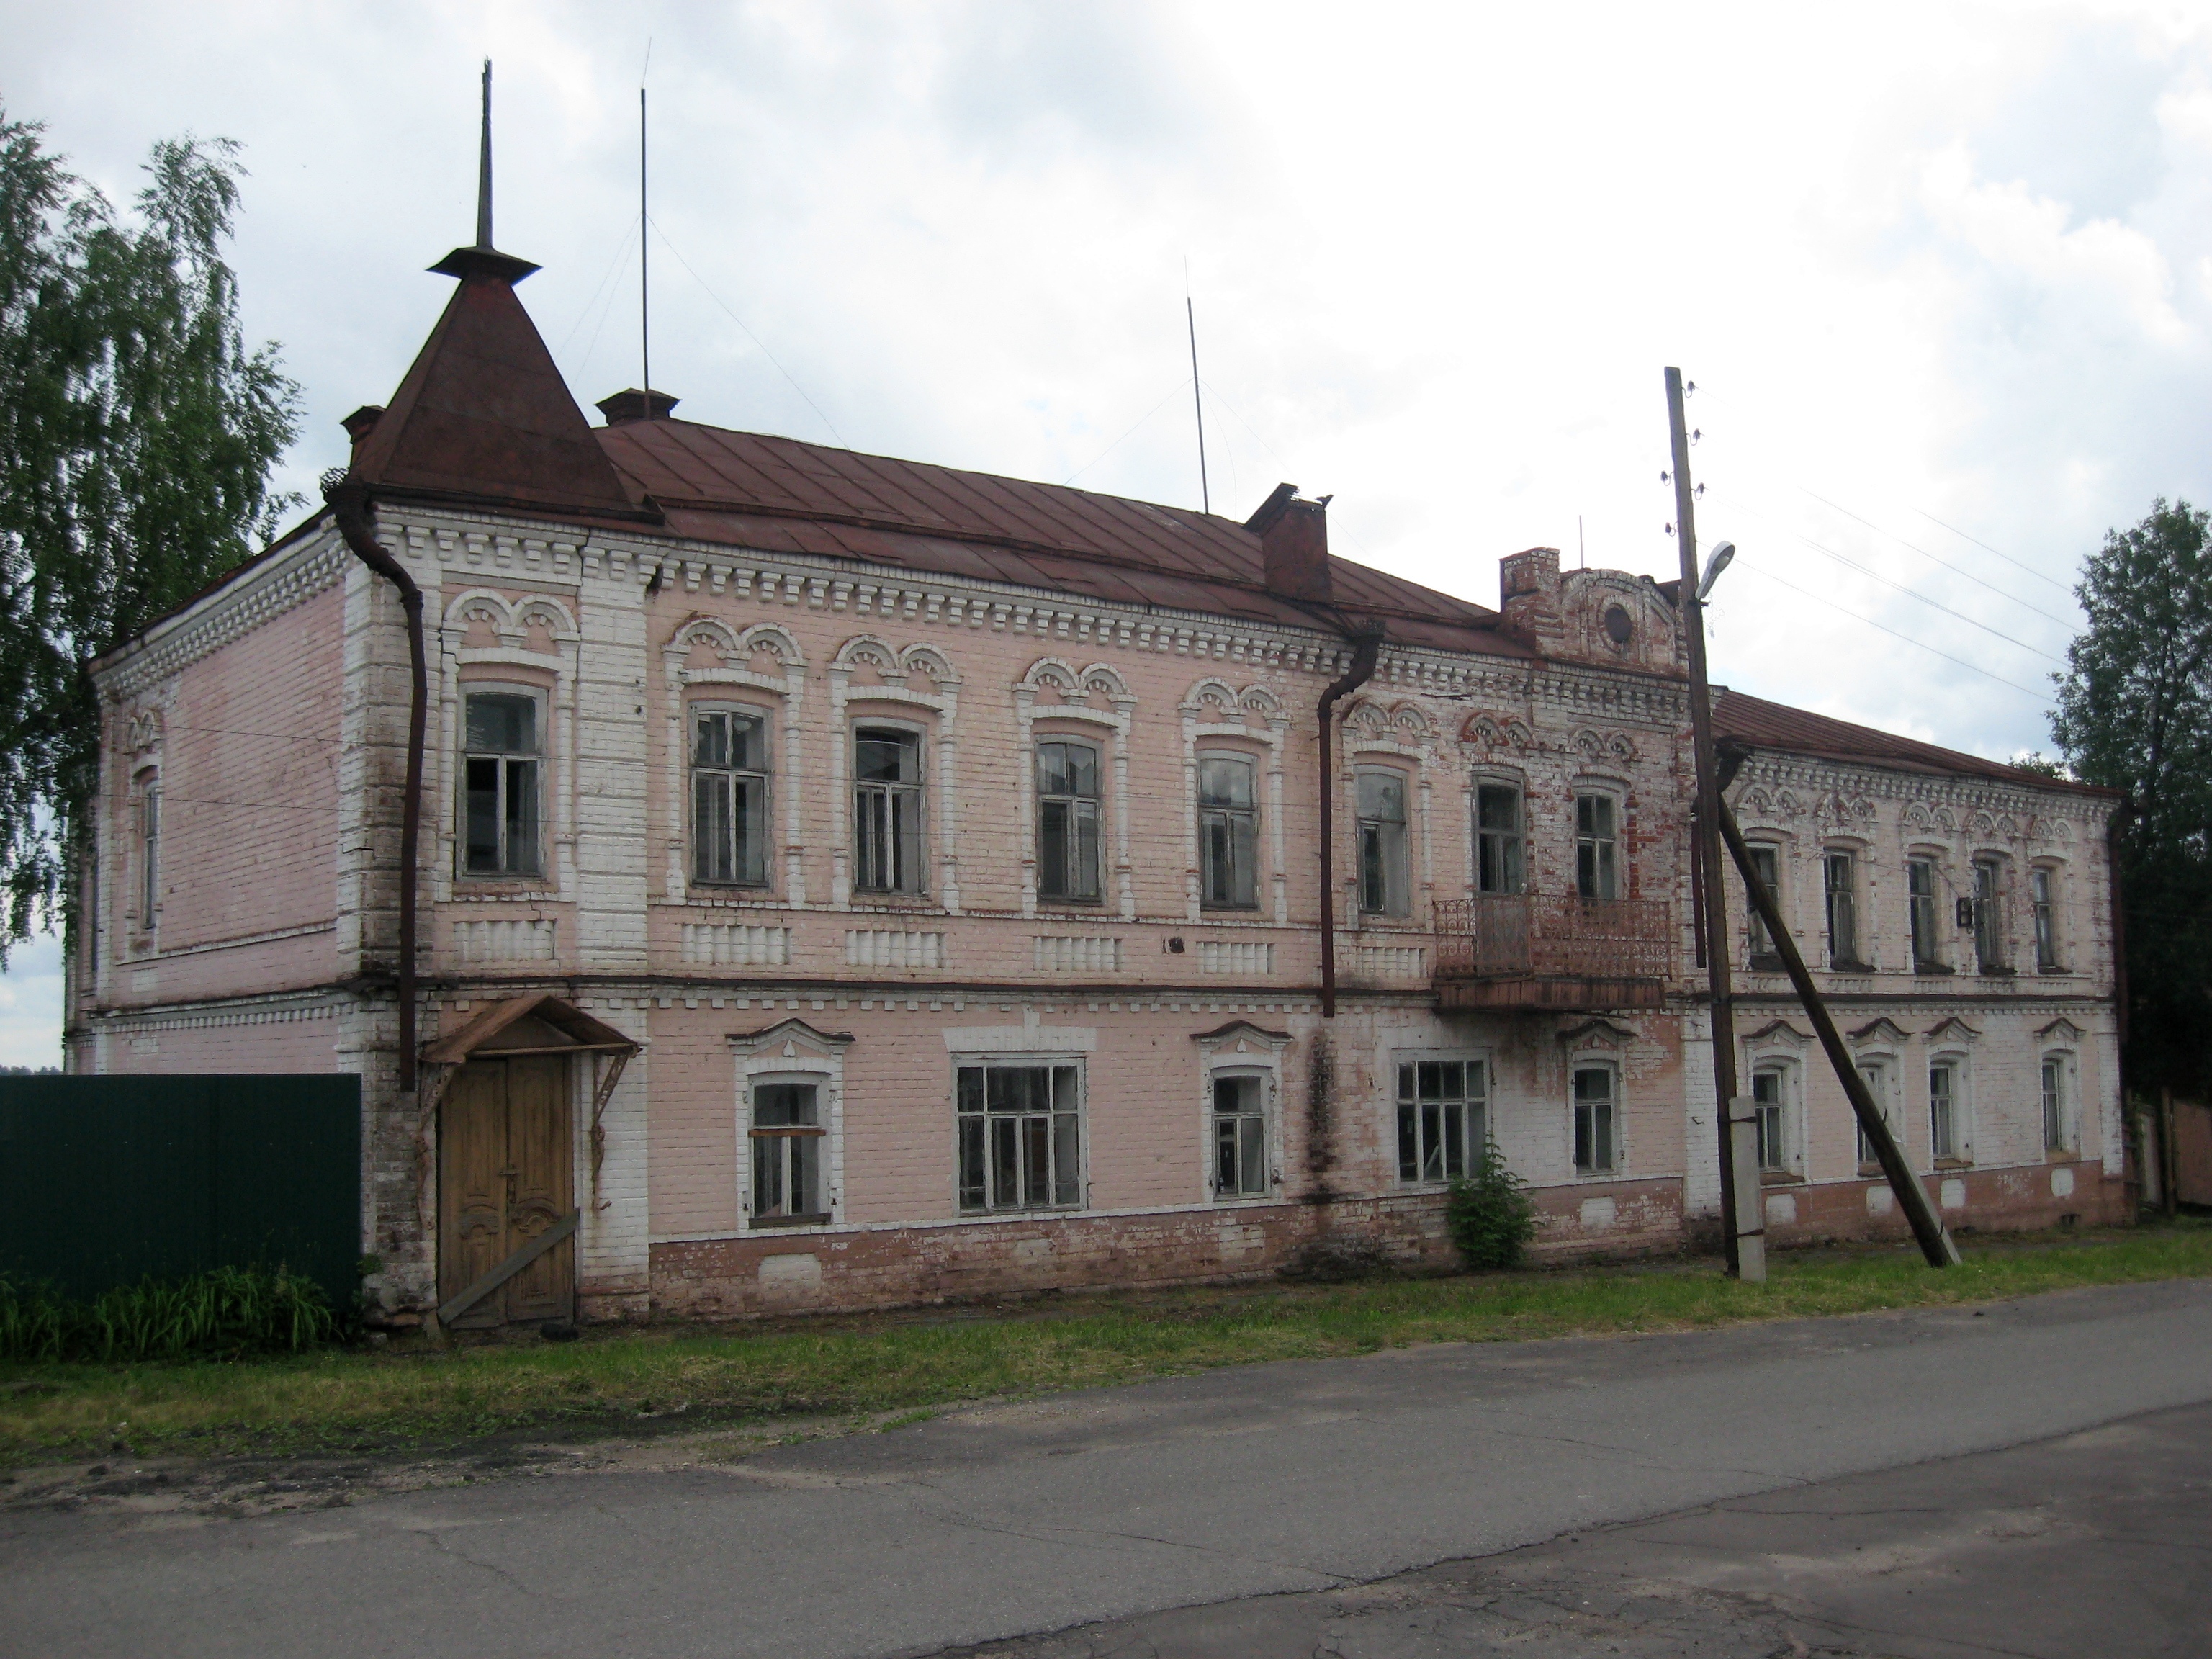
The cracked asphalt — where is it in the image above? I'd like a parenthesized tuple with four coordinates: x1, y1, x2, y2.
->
(4, 1277, 2210, 1659)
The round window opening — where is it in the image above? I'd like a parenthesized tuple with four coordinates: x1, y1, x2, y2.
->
(1603, 604, 1634, 646)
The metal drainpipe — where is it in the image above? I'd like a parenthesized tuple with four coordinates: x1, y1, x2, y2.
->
(323, 473, 427, 1092)
(1317, 625, 1385, 1018)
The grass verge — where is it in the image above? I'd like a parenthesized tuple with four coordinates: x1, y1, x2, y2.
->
(5, 1222, 2207, 1468)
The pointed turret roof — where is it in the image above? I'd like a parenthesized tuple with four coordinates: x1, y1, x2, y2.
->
(349, 262, 653, 520)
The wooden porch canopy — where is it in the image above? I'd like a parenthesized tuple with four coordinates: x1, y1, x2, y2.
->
(422, 994, 640, 1064)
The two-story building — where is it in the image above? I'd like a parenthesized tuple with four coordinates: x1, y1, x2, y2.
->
(68, 221, 2128, 1327)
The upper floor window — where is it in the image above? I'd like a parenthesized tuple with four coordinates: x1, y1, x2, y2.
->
(463, 691, 541, 877)
(1745, 843, 1781, 963)
(1752, 1066, 1789, 1172)
(2031, 866, 2060, 971)
(1197, 753, 1258, 909)
(750, 1079, 826, 1224)
(1212, 1072, 1270, 1198)
(1823, 850, 1860, 968)
(692, 707, 768, 886)
(1907, 858, 1942, 972)
(957, 1061, 1082, 1212)
(1396, 1058, 1485, 1184)
(1574, 793, 1617, 901)
(1572, 1063, 1617, 1174)
(1972, 857, 2006, 973)
(1357, 768, 1410, 917)
(138, 776, 161, 925)
(1036, 739, 1102, 903)
(854, 727, 925, 894)
(1475, 781, 1524, 894)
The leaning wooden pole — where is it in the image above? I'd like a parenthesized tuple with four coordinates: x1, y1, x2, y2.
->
(1715, 795, 1961, 1267)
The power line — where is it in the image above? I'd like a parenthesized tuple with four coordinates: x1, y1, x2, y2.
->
(1914, 506, 2077, 595)
(1712, 489, 2069, 667)
(1061, 380, 1190, 487)
(1795, 487, 2078, 629)
(554, 217, 640, 359)
(647, 217, 851, 449)
(1730, 559, 2053, 700)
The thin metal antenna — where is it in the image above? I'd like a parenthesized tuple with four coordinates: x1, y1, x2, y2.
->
(1186, 286, 1210, 515)
(639, 84, 650, 395)
(1578, 514, 1586, 568)
(475, 59, 493, 248)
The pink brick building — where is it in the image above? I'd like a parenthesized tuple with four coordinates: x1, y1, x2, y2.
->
(68, 225, 2129, 1327)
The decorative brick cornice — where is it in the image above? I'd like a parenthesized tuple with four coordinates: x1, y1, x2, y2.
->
(97, 534, 350, 701)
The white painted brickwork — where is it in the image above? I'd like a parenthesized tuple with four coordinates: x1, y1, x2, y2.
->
(1033, 935, 1123, 972)
(451, 918, 557, 961)
(681, 923, 792, 966)
(1200, 940, 1276, 975)
(845, 929, 945, 968)
(1356, 944, 1426, 979)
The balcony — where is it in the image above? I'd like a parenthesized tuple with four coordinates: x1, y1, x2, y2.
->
(1432, 894, 1672, 1012)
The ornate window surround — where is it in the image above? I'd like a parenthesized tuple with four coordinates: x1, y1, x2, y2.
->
(1179, 678, 1290, 925)
(828, 636, 963, 913)
(1014, 658, 1136, 920)
(661, 617, 809, 906)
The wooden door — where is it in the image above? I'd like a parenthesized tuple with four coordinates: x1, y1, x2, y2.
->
(438, 1056, 575, 1328)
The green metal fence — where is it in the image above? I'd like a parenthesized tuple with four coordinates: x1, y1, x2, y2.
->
(0, 1074, 361, 1308)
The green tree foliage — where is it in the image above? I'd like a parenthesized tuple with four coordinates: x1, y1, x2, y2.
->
(0, 112, 300, 956)
(2051, 499, 2212, 1094)
(1444, 1141, 1536, 1270)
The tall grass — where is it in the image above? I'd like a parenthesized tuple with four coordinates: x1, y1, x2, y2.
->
(0, 1267, 341, 1363)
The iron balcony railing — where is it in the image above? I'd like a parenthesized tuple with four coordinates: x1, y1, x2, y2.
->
(1432, 894, 1673, 983)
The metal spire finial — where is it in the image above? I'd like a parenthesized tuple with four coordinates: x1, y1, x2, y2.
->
(475, 59, 493, 249)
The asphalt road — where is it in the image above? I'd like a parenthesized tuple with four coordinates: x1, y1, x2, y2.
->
(6, 1277, 2211, 1659)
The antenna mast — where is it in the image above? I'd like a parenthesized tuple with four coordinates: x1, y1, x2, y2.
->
(475, 60, 493, 247)
(1186, 294, 1210, 515)
(639, 85, 650, 395)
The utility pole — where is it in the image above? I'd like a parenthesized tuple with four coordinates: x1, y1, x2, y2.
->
(1665, 367, 1755, 1280)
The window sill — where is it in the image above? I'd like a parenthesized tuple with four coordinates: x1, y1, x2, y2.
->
(2044, 1147, 2078, 1163)
(691, 881, 773, 895)
(1035, 897, 1107, 910)
(1974, 966, 2018, 979)
(1856, 1162, 1886, 1179)
(1746, 953, 1786, 974)
(956, 1205, 1087, 1220)
(1828, 959, 1877, 975)
(1210, 1190, 1279, 1204)
(1912, 962, 1955, 976)
(1199, 904, 1263, 915)
(747, 1213, 831, 1231)
(1570, 1167, 1620, 1181)
(1933, 1157, 1974, 1171)
(1758, 1170, 1804, 1187)
(454, 878, 556, 896)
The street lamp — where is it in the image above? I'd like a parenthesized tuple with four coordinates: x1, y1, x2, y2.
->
(1697, 540, 1735, 601)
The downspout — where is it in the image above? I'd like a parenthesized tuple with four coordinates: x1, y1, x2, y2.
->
(323, 474, 427, 1092)
(1317, 624, 1385, 1017)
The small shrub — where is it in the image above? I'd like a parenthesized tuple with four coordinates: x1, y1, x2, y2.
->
(0, 1267, 343, 1363)
(1279, 1233, 1396, 1282)
(1446, 1143, 1537, 1270)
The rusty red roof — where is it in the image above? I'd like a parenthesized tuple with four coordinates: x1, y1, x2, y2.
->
(595, 419, 1520, 652)
(1714, 688, 2105, 793)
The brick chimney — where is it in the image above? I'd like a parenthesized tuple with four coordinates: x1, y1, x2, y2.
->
(1246, 482, 1332, 603)
(341, 405, 385, 468)
(595, 388, 681, 426)
(1499, 547, 1568, 652)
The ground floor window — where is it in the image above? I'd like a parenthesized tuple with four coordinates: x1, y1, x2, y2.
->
(2041, 1057, 2069, 1152)
(958, 1061, 1082, 1212)
(1752, 1067, 1789, 1172)
(1928, 1060, 1963, 1162)
(1212, 1073, 1269, 1197)
(750, 1081, 826, 1222)
(1573, 1064, 1617, 1174)
(1396, 1058, 1486, 1182)
(1856, 1059, 1895, 1166)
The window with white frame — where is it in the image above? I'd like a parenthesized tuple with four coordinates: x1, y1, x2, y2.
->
(1972, 857, 2006, 972)
(463, 691, 542, 876)
(854, 726, 925, 893)
(749, 1079, 827, 1223)
(2041, 1056, 2070, 1152)
(1211, 1072, 1270, 1197)
(1357, 768, 1411, 917)
(1928, 1058, 1964, 1162)
(1197, 752, 1259, 909)
(956, 1060, 1083, 1211)
(1855, 1058, 1895, 1167)
(2031, 867, 2060, 972)
(1751, 1066, 1790, 1172)
(1908, 857, 1943, 972)
(1745, 843, 1781, 963)
(1572, 1062, 1617, 1174)
(692, 706, 769, 886)
(1823, 850, 1861, 968)
(1395, 1058, 1486, 1183)
(1575, 793, 1618, 901)
(1036, 739, 1102, 902)
(1475, 781, 1524, 894)
(137, 773, 161, 927)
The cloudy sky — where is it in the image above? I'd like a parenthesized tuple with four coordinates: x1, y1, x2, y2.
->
(4, 0, 2207, 1061)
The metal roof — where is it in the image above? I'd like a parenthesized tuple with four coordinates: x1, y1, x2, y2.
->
(1714, 688, 2108, 794)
